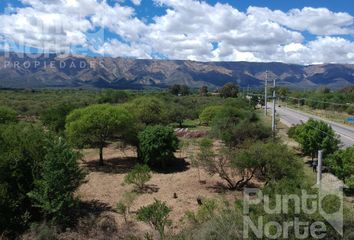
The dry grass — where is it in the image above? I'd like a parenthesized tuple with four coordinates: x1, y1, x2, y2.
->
(76, 142, 243, 237)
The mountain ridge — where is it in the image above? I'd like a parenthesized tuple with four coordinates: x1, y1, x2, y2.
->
(0, 52, 353, 89)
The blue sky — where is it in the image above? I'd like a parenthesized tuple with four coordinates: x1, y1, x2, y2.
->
(0, 0, 353, 64)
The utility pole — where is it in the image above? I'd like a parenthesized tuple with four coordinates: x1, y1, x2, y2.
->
(317, 150, 323, 186)
(264, 70, 268, 116)
(271, 78, 276, 134)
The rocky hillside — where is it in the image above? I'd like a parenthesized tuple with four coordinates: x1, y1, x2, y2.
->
(0, 52, 353, 89)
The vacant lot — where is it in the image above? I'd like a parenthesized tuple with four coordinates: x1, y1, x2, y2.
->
(77, 141, 242, 237)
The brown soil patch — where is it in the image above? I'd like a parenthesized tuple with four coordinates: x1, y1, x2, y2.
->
(77, 144, 243, 237)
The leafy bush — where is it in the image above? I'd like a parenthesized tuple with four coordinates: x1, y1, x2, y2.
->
(327, 146, 354, 190)
(138, 125, 179, 169)
(185, 198, 218, 226)
(211, 107, 271, 147)
(287, 124, 300, 139)
(219, 83, 238, 98)
(40, 103, 76, 133)
(346, 105, 354, 115)
(199, 106, 223, 125)
(169, 84, 190, 96)
(0, 123, 48, 233)
(28, 137, 86, 225)
(294, 119, 339, 159)
(137, 199, 171, 240)
(0, 123, 86, 235)
(116, 191, 137, 223)
(201, 141, 302, 190)
(98, 89, 130, 104)
(124, 165, 151, 191)
(127, 97, 168, 126)
(0, 106, 17, 124)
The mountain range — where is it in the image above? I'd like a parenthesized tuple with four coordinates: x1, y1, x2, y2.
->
(0, 52, 354, 90)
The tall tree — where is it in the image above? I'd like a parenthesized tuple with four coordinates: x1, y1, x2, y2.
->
(219, 83, 239, 98)
(295, 119, 339, 159)
(40, 103, 76, 133)
(66, 104, 135, 166)
(199, 86, 208, 96)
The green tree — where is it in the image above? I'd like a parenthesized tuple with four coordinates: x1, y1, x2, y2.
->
(65, 104, 135, 166)
(28, 137, 86, 225)
(127, 97, 167, 126)
(0, 106, 17, 124)
(327, 147, 354, 190)
(0, 123, 48, 233)
(167, 104, 187, 127)
(199, 86, 208, 96)
(169, 84, 181, 96)
(40, 103, 76, 133)
(199, 106, 223, 125)
(138, 125, 179, 169)
(249, 95, 259, 109)
(169, 84, 190, 96)
(124, 164, 151, 191)
(236, 141, 303, 186)
(219, 83, 239, 98)
(295, 119, 339, 159)
(195, 138, 214, 182)
(211, 107, 271, 148)
(98, 89, 130, 104)
(201, 141, 302, 190)
(137, 199, 171, 240)
(180, 85, 190, 96)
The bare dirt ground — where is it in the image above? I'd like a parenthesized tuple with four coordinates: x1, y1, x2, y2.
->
(76, 142, 243, 237)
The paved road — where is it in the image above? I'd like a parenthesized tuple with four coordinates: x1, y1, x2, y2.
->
(271, 106, 354, 148)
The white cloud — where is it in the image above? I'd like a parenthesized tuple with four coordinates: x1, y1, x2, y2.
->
(0, 0, 354, 64)
(247, 6, 354, 35)
(94, 39, 152, 59)
(131, 0, 142, 6)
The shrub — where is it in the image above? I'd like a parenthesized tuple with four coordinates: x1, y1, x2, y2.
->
(98, 89, 129, 104)
(211, 107, 271, 148)
(287, 124, 300, 139)
(219, 83, 239, 98)
(327, 146, 354, 190)
(136, 199, 171, 240)
(127, 97, 168, 126)
(0, 106, 17, 124)
(201, 141, 303, 190)
(138, 125, 179, 169)
(0, 123, 48, 234)
(40, 103, 76, 133)
(194, 138, 214, 182)
(185, 198, 218, 225)
(294, 119, 339, 159)
(116, 191, 137, 223)
(0, 123, 86, 235)
(124, 165, 151, 191)
(28, 137, 86, 226)
(199, 106, 223, 125)
(116, 202, 128, 223)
